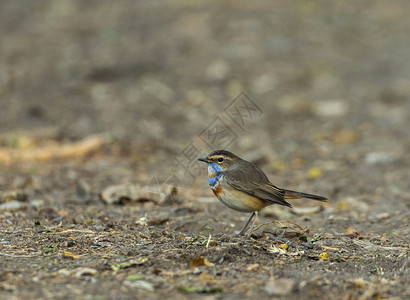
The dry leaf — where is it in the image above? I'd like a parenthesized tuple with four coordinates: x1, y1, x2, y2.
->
(100, 183, 180, 206)
(111, 258, 148, 271)
(278, 244, 288, 250)
(246, 264, 260, 271)
(198, 271, 213, 281)
(307, 167, 322, 179)
(62, 251, 81, 260)
(318, 252, 328, 260)
(0, 135, 104, 164)
(353, 278, 367, 288)
(336, 200, 349, 211)
(344, 227, 357, 234)
(189, 256, 213, 267)
(331, 129, 360, 145)
(267, 245, 287, 255)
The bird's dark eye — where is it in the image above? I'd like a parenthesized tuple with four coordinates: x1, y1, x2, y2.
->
(217, 157, 224, 162)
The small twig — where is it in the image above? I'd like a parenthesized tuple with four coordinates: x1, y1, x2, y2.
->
(263, 231, 314, 249)
(42, 229, 96, 235)
(161, 248, 185, 252)
(251, 220, 279, 232)
(144, 223, 151, 235)
(285, 220, 308, 232)
(242, 248, 252, 255)
(205, 234, 212, 248)
(266, 235, 297, 246)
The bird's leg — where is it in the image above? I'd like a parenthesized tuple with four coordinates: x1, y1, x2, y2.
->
(238, 212, 256, 236)
(246, 211, 258, 238)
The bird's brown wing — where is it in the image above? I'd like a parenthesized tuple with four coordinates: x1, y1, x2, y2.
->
(224, 164, 291, 208)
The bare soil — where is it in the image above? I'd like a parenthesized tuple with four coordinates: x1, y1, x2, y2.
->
(0, 1, 409, 299)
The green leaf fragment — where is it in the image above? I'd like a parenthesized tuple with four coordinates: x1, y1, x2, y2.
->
(299, 235, 321, 243)
(127, 274, 143, 281)
(111, 258, 148, 271)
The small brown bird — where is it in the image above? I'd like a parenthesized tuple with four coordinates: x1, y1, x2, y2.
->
(198, 150, 327, 237)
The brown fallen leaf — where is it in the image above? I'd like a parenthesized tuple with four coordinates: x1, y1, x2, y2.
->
(246, 264, 260, 271)
(100, 183, 180, 206)
(189, 256, 213, 267)
(62, 251, 81, 260)
(344, 227, 357, 234)
(352, 277, 368, 288)
(0, 134, 104, 164)
(337, 227, 361, 238)
(330, 129, 360, 145)
(198, 271, 213, 281)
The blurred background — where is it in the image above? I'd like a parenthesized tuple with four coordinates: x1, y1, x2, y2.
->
(0, 0, 409, 195)
(1, 3, 409, 298)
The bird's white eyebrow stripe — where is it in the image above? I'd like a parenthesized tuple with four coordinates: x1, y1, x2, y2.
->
(208, 155, 228, 160)
(208, 155, 219, 160)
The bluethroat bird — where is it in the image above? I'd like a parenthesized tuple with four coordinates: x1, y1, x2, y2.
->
(198, 150, 327, 238)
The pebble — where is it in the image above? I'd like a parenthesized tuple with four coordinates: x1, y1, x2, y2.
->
(365, 152, 396, 164)
(251, 73, 277, 94)
(313, 100, 349, 117)
(264, 278, 296, 296)
(0, 200, 27, 212)
(205, 60, 230, 81)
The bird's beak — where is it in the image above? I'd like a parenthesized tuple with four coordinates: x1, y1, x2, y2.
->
(198, 157, 209, 163)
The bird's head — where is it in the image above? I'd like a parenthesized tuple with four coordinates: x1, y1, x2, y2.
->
(198, 150, 239, 172)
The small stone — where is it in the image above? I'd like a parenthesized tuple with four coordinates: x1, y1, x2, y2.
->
(365, 152, 395, 164)
(264, 278, 295, 296)
(313, 100, 349, 117)
(376, 212, 390, 220)
(277, 95, 312, 113)
(0, 200, 27, 212)
(74, 267, 98, 278)
(251, 74, 277, 94)
(205, 60, 230, 81)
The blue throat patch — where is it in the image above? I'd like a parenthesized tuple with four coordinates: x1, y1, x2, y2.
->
(208, 162, 222, 187)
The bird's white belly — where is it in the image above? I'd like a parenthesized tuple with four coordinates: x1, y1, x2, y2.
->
(213, 182, 267, 213)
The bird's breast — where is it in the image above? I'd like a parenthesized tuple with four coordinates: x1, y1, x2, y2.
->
(212, 181, 268, 213)
(211, 180, 223, 197)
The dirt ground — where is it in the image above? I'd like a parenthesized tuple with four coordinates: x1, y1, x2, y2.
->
(0, 1, 409, 299)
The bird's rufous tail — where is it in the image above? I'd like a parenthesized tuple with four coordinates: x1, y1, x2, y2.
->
(282, 189, 327, 201)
